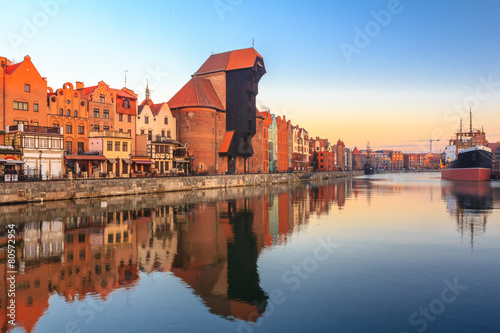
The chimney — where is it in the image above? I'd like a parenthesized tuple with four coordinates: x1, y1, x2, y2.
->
(76, 81, 84, 90)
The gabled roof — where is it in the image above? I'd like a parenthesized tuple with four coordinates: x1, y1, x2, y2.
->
(195, 48, 263, 75)
(152, 102, 168, 116)
(168, 76, 224, 111)
(256, 108, 264, 119)
(352, 147, 361, 155)
(114, 88, 137, 100)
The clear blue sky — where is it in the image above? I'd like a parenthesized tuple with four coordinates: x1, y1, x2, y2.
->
(2, 0, 500, 152)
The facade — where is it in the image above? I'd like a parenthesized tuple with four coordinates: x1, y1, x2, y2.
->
(391, 151, 404, 170)
(276, 115, 288, 173)
(114, 87, 138, 143)
(0, 55, 49, 143)
(0, 145, 22, 181)
(268, 114, 278, 172)
(352, 147, 362, 170)
(345, 147, 352, 171)
(89, 130, 132, 177)
(47, 82, 89, 154)
(76, 81, 116, 134)
(249, 108, 264, 173)
(5, 124, 64, 179)
(336, 140, 345, 170)
(169, 48, 266, 175)
(287, 120, 293, 171)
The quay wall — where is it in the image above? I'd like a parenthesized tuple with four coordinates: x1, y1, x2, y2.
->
(0, 171, 363, 205)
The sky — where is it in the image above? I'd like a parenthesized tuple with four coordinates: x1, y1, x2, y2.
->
(2, 0, 500, 153)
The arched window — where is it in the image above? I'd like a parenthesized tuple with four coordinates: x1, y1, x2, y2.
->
(66, 109, 71, 116)
(74, 110, 78, 117)
(59, 108, 63, 115)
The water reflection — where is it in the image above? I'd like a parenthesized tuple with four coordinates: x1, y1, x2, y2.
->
(0, 179, 353, 332)
(442, 181, 494, 248)
(2, 175, 499, 332)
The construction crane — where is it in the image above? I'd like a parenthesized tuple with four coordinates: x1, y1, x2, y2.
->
(429, 139, 440, 153)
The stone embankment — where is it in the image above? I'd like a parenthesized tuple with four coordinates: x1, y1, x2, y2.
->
(0, 171, 363, 205)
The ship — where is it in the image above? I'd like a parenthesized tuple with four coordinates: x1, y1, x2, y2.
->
(441, 110, 492, 181)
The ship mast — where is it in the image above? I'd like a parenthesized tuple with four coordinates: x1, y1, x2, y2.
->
(469, 107, 473, 133)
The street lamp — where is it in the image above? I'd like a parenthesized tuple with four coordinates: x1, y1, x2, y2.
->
(38, 150, 42, 181)
(129, 153, 132, 177)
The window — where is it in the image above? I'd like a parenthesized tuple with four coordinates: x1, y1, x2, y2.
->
(167, 130, 171, 138)
(52, 139, 61, 149)
(34, 103, 39, 112)
(78, 126, 84, 134)
(25, 137, 35, 148)
(127, 129, 131, 135)
(33, 122, 38, 127)
(164, 117, 168, 125)
(93, 124, 99, 131)
(13, 101, 28, 111)
(123, 98, 130, 108)
(65, 141, 72, 153)
(119, 114, 123, 121)
(99, 94, 105, 103)
(74, 110, 78, 117)
(140, 129, 144, 135)
(53, 123, 59, 128)
(93, 108, 99, 117)
(67, 109, 71, 116)
(107, 141, 113, 151)
(66, 124, 72, 134)
(103, 110, 109, 119)
(24, 84, 30, 92)
(161, 130, 165, 137)
(103, 125, 109, 131)
(148, 130, 152, 140)
(39, 138, 48, 148)
(127, 115, 131, 122)
(145, 116, 149, 124)
(122, 142, 128, 152)
(78, 142, 84, 152)
(115, 141, 120, 151)
(119, 128, 123, 133)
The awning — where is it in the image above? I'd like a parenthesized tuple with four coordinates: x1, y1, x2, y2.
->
(174, 159, 190, 163)
(107, 158, 117, 163)
(133, 160, 154, 165)
(0, 158, 6, 163)
(6, 160, 24, 165)
(65, 155, 106, 161)
(123, 159, 132, 164)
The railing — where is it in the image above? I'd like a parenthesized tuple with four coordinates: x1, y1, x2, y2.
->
(6, 124, 62, 134)
(89, 130, 131, 139)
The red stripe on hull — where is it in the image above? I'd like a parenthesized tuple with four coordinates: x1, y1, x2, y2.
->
(441, 167, 491, 181)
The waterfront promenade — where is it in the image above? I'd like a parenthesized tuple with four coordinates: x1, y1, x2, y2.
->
(0, 171, 363, 205)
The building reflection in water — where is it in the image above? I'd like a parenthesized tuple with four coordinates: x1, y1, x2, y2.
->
(0, 179, 353, 331)
(442, 181, 495, 249)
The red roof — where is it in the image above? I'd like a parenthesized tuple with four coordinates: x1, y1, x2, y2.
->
(256, 108, 264, 119)
(114, 88, 137, 100)
(168, 76, 224, 111)
(152, 102, 168, 116)
(195, 48, 263, 75)
(219, 131, 234, 154)
(6, 62, 21, 74)
(353, 147, 361, 155)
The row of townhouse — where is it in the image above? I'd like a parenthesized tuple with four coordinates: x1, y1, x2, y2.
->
(0, 49, 358, 178)
(0, 55, 188, 179)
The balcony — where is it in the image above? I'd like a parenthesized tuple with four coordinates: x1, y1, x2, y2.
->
(89, 130, 131, 139)
(6, 124, 63, 135)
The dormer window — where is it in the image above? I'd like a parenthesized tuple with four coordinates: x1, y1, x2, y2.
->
(123, 98, 130, 108)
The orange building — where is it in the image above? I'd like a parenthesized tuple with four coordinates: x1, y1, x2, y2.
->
(0, 55, 49, 144)
(47, 82, 89, 154)
(336, 140, 346, 170)
(261, 111, 272, 173)
(76, 81, 116, 133)
(249, 108, 264, 173)
(352, 147, 362, 170)
(391, 151, 404, 170)
(276, 115, 288, 172)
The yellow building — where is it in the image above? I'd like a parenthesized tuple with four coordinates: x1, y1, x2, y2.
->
(89, 130, 132, 177)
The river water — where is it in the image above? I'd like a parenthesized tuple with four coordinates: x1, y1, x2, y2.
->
(1, 172, 499, 333)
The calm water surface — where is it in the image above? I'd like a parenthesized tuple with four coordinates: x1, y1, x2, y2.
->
(1, 173, 499, 333)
